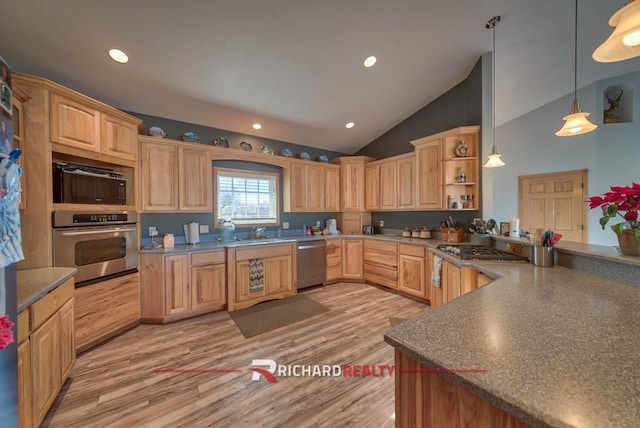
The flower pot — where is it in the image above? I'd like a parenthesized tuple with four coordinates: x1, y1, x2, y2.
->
(616, 229, 640, 256)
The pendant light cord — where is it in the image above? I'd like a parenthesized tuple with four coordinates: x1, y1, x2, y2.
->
(573, 0, 578, 103)
(492, 19, 496, 151)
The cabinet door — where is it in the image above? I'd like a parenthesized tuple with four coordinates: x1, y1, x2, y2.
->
(12, 96, 26, 210)
(341, 162, 365, 211)
(235, 260, 265, 302)
(191, 264, 226, 311)
(307, 164, 325, 212)
(364, 164, 380, 211)
(415, 140, 442, 209)
(326, 239, 342, 282)
(164, 255, 190, 315)
(324, 166, 341, 212)
(101, 114, 138, 161)
(59, 298, 76, 382)
(179, 146, 212, 211)
(289, 163, 308, 212)
(140, 142, 179, 211)
(18, 340, 32, 428)
(265, 256, 293, 294)
(442, 261, 461, 304)
(477, 272, 493, 288)
(399, 255, 426, 298)
(50, 93, 100, 152)
(397, 154, 415, 209)
(342, 239, 363, 279)
(380, 161, 397, 210)
(31, 314, 61, 425)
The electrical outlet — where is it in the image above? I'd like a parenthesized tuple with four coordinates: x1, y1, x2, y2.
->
(283, 222, 289, 229)
(149, 226, 158, 236)
(316, 220, 321, 227)
(199, 225, 209, 234)
(379, 220, 384, 227)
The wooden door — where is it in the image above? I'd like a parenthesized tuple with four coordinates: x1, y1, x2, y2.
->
(290, 163, 308, 212)
(397, 154, 415, 209)
(324, 166, 341, 212)
(50, 93, 100, 152)
(415, 140, 442, 209)
(164, 255, 190, 315)
(342, 239, 363, 279)
(179, 146, 212, 211)
(341, 162, 365, 211)
(58, 298, 76, 382)
(265, 256, 293, 294)
(364, 163, 380, 211)
(326, 239, 342, 282)
(442, 261, 461, 304)
(31, 314, 61, 425)
(307, 164, 325, 212)
(18, 340, 32, 428)
(101, 114, 138, 160)
(519, 170, 587, 243)
(191, 264, 226, 311)
(140, 142, 179, 211)
(399, 255, 426, 298)
(380, 160, 397, 210)
(235, 260, 262, 303)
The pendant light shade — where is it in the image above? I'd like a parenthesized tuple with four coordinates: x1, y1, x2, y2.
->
(556, 0, 597, 137)
(593, 0, 640, 63)
(484, 15, 505, 169)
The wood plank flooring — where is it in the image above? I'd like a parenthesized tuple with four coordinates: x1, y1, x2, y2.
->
(42, 283, 429, 428)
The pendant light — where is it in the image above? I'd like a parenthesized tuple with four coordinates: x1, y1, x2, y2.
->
(484, 16, 505, 169)
(556, 0, 598, 137)
(593, 0, 640, 63)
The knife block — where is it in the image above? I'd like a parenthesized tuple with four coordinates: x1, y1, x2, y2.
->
(447, 228, 465, 243)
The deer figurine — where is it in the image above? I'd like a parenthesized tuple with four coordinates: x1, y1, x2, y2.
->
(604, 89, 623, 121)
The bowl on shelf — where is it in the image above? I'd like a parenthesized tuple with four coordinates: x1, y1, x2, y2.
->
(313, 231, 323, 236)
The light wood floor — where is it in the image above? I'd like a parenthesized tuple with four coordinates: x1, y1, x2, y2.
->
(43, 283, 429, 428)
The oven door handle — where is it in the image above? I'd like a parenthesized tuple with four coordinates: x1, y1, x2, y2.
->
(59, 227, 138, 236)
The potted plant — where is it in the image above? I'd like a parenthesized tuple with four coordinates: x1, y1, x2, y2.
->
(588, 182, 640, 255)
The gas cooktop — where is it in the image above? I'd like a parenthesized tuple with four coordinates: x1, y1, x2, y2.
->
(437, 244, 528, 261)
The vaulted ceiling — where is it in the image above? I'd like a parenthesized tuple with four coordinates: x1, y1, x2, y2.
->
(2, 0, 638, 153)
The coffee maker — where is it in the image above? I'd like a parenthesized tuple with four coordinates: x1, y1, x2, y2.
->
(326, 219, 338, 234)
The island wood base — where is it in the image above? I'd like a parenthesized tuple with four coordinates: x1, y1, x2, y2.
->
(395, 350, 530, 428)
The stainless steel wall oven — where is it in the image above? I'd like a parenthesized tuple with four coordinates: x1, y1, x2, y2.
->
(52, 211, 138, 286)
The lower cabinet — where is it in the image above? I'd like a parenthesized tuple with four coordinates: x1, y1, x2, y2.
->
(432, 260, 493, 308)
(31, 314, 61, 425)
(398, 245, 428, 299)
(227, 243, 295, 311)
(363, 240, 398, 289)
(325, 239, 342, 283)
(17, 339, 31, 428)
(140, 250, 226, 323)
(342, 238, 364, 280)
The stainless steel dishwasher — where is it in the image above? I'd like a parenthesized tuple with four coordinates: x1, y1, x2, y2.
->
(297, 240, 327, 289)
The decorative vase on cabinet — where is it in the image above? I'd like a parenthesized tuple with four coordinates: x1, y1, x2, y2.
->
(616, 229, 640, 256)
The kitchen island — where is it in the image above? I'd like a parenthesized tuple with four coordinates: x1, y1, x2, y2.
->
(384, 261, 640, 427)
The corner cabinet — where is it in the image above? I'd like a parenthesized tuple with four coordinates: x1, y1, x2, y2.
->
(341, 238, 364, 279)
(331, 156, 373, 212)
(139, 137, 212, 212)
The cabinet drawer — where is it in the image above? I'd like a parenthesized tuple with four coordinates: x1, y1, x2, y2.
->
(235, 244, 291, 262)
(31, 278, 74, 330)
(327, 256, 342, 268)
(364, 264, 398, 289)
(399, 244, 425, 258)
(364, 240, 398, 253)
(326, 266, 342, 282)
(364, 249, 398, 269)
(17, 310, 30, 343)
(326, 240, 342, 257)
(191, 250, 225, 266)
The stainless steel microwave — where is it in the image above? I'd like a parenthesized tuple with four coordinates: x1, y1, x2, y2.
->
(52, 162, 126, 205)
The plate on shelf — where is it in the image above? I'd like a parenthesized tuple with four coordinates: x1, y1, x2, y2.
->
(318, 155, 329, 163)
(182, 132, 200, 143)
(240, 141, 253, 151)
(261, 145, 274, 155)
(300, 152, 311, 160)
(148, 126, 166, 138)
(213, 137, 229, 148)
(454, 140, 469, 157)
(281, 148, 293, 157)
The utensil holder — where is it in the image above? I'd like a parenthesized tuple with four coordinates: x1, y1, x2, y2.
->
(441, 228, 449, 241)
(532, 246, 554, 267)
(469, 233, 491, 246)
(448, 228, 465, 243)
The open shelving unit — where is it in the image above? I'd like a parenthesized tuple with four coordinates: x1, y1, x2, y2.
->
(443, 131, 479, 210)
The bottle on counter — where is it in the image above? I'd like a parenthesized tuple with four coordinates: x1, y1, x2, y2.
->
(221, 219, 235, 242)
(276, 228, 282, 238)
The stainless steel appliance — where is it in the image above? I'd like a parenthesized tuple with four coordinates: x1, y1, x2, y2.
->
(53, 162, 127, 205)
(297, 240, 326, 289)
(52, 211, 138, 286)
(437, 244, 528, 261)
(363, 225, 373, 234)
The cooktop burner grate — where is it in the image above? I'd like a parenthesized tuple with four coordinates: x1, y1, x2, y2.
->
(437, 244, 528, 261)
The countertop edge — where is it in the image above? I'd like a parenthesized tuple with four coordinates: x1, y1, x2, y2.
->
(17, 267, 77, 313)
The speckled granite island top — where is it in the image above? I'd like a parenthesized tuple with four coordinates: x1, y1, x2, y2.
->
(384, 263, 640, 428)
(17, 267, 77, 313)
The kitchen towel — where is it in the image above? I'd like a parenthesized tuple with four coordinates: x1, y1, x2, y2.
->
(432, 255, 442, 288)
(248, 258, 264, 293)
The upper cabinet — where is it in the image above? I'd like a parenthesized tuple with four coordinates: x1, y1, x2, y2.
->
(413, 140, 442, 209)
(364, 153, 415, 212)
(284, 161, 340, 213)
(332, 156, 373, 212)
(396, 153, 415, 209)
(364, 163, 380, 211)
(324, 165, 341, 212)
(12, 82, 29, 210)
(140, 137, 212, 212)
(101, 114, 138, 161)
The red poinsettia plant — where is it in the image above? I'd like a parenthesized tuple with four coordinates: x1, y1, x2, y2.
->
(588, 182, 640, 238)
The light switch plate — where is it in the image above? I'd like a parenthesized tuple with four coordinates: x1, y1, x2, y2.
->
(316, 220, 321, 227)
(283, 222, 289, 229)
(149, 226, 158, 236)
(379, 220, 384, 227)
(199, 225, 209, 234)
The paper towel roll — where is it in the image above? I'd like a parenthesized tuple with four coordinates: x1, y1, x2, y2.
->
(183, 222, 200, 244)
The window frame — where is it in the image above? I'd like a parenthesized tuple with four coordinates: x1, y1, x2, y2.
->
(213, 167, 280, 228)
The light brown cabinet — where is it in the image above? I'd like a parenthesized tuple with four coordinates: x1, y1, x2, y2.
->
(284, 162, 339, 212)
(17, 339, 31, 428)
(363, 240, 398, 289)
(140, 250, 226, 322)
(324, 165, 341, 212)
(332, 157, 372, 212)
(398, 245, 427, 298)
(432, 259, 490, 308)
(326, 239, 342, 283)
(31, 313, 60, 425)
(140, 138, 212, 212)
(379, 161, 398, 210)
(12, 84, 28, 210)
(396, 153, 415, 209)
(413, 139, 442, 209)
(101, 114, 138, 161)
(342, 238, 364, 279)
(364, 163, 380, 211)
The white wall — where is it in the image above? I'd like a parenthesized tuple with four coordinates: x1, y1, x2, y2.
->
(483, 70, 640, 246)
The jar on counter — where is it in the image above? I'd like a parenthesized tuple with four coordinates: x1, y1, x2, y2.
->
(163, 233, 175, 249)
(221, 219, 235, 242)
(411, 227, 420, 238)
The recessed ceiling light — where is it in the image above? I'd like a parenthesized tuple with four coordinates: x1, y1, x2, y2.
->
(345, 122, 355, 129)
(108, 48, 129, 64)
(363, 56, 377, 68)
(252, 123, 262, 130)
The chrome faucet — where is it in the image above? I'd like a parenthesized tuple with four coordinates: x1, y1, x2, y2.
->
(253, 227, 266, 239)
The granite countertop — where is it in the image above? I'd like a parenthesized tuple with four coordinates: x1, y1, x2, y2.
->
(384, 262, 640, 428)
(17, 267, 77, 313)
